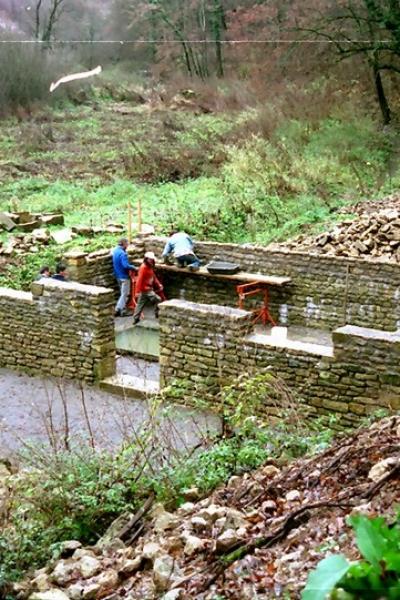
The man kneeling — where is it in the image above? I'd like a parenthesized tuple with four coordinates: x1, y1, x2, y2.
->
(133, 252, 163, 324)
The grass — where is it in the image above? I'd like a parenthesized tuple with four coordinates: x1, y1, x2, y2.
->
(1, 95, 399, 289)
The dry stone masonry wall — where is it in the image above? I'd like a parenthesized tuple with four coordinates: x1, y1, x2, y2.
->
(159, 300, 252, 390)
(63, 235, 400, 332)
(0, 279, 116, 383)
(64, 238, 145, 291)
(159, 300, 400, 425)
(146, 236, 400, 331)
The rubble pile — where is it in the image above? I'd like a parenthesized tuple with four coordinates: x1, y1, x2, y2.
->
(12, 416, 400, 600)
(0, 224, 126, 257)
(339, 193, 400, 217)
(0, 211, 64, 232)
(276, 208, 400, 262)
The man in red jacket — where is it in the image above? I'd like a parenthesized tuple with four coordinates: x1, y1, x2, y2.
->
(133, 251, 164, 324)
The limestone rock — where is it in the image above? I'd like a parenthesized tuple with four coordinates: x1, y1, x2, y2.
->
(182, 486, 200, 501)
(262, 500, 277, 512)
(262, 465, 280, 478)
(95, 569, 119, 591)
(183, 535, 206, 556)
(216, 528, 241, 552)
(40, 214, 64, 226)
(0, 211, 16, 231)
(58, 540, 82, 558)
(78, 555, 101, 578)
(225, 508, 248, 529)
(190, 515, 209, 532)
(118, 556, 143, 575)
(197, 504, 226, 523)
(65, 584, 86, 600)
(154, 510, 179, 533)
(286, 490, 301, 502)
(143, 542, 162, 561)
(368, 457, 398, 482)
(177, 502, 195, 515)
(153, 555, 182, 591)
(31, 572, 51, 592)
(51, 560, 76, 586)
(161, 589, 184, 600)
(29, 590, 70, 600)
(51, 228, 73, 245)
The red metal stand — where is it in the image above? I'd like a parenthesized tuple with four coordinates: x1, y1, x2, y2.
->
(236, 281, 276, 327)
(127, 270, 138, 311)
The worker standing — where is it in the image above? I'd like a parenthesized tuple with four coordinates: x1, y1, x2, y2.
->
(162, 230, 201, 270)
(112, 238, 138, 317)
(133, 252, 163, 324)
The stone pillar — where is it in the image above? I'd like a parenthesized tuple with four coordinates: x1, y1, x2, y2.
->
(159, 299, 253, 395)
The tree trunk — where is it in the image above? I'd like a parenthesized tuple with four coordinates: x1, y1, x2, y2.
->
(373, 64, 391, 124)
(212, 0, 225, 77)
(35, 0, 42, 40)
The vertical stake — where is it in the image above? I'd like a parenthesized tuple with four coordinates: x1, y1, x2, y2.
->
(138, 198, 142, 233)
(127, 200, 132, 244)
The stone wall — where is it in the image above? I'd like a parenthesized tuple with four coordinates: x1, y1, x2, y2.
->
(63, 235, 400, 332)
(159, 300, 400, 424)
(146, 237, 400, 331)
(63, 237, 145, 291)
(0, 279, 116, 382)
(159, 300, 253, 389)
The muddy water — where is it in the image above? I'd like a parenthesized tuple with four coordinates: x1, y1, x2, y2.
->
(0, 366, 221, 458)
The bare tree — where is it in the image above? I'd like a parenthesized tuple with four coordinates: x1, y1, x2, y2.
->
(298, 0, 400, 124)
(33, 0, 67, 45)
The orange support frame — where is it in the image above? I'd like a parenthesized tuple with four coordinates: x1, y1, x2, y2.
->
(236, 281, 276, 327)
(127, 270, 138, 311)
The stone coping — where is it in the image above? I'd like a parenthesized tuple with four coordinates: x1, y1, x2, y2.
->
(0, 287, 32, 302)
(33, 278, 112, 296)
(334, 324, 400, 343)
(246, 332, 334, 357)
(159, 299, 250, 319)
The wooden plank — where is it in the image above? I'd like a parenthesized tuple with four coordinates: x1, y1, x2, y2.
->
(134, 262, 291, 286)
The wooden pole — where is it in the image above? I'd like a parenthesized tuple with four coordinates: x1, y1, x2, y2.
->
(137, 198, 142, 233)
(127, 200, 132, 244)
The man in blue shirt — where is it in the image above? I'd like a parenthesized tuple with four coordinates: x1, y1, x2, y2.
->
(112, 238, 138, 316)
(162, 230, 201, 270)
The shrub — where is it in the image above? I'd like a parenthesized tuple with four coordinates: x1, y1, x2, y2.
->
(0, 373, 338, 587)
(302, 513, 400, 600)
(0, 42, 51, 113)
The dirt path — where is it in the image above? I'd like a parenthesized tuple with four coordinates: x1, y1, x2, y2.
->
(0, 367, 220, 458)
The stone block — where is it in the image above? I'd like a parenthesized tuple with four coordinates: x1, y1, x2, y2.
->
(321, 399, 349, 413)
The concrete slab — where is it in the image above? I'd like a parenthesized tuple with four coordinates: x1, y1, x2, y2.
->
(248, 325, 334, 357)
(115, 318, 160, 359)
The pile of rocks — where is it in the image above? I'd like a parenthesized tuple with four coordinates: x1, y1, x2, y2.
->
(14, 485, 265, 600)
(0, 211, 64, 232)
(339, 192, 400, 217)
(277, 208, 400, 262)
(0, 224, 129, 257)
(11, 415, 399, 600)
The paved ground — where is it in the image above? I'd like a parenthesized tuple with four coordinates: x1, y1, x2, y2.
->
(0, 366, 220, 458)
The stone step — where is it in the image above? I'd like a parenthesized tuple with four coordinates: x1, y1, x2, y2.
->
(99, 373, 159, 399)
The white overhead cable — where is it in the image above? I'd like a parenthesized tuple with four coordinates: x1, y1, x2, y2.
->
(0, 39, 391, 44)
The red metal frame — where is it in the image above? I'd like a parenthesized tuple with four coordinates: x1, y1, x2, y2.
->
(127, 270, 138, 311)
(236, 281, 276, 327)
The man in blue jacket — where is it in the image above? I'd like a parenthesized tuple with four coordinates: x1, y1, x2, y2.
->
(112, 238, 138, 317)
